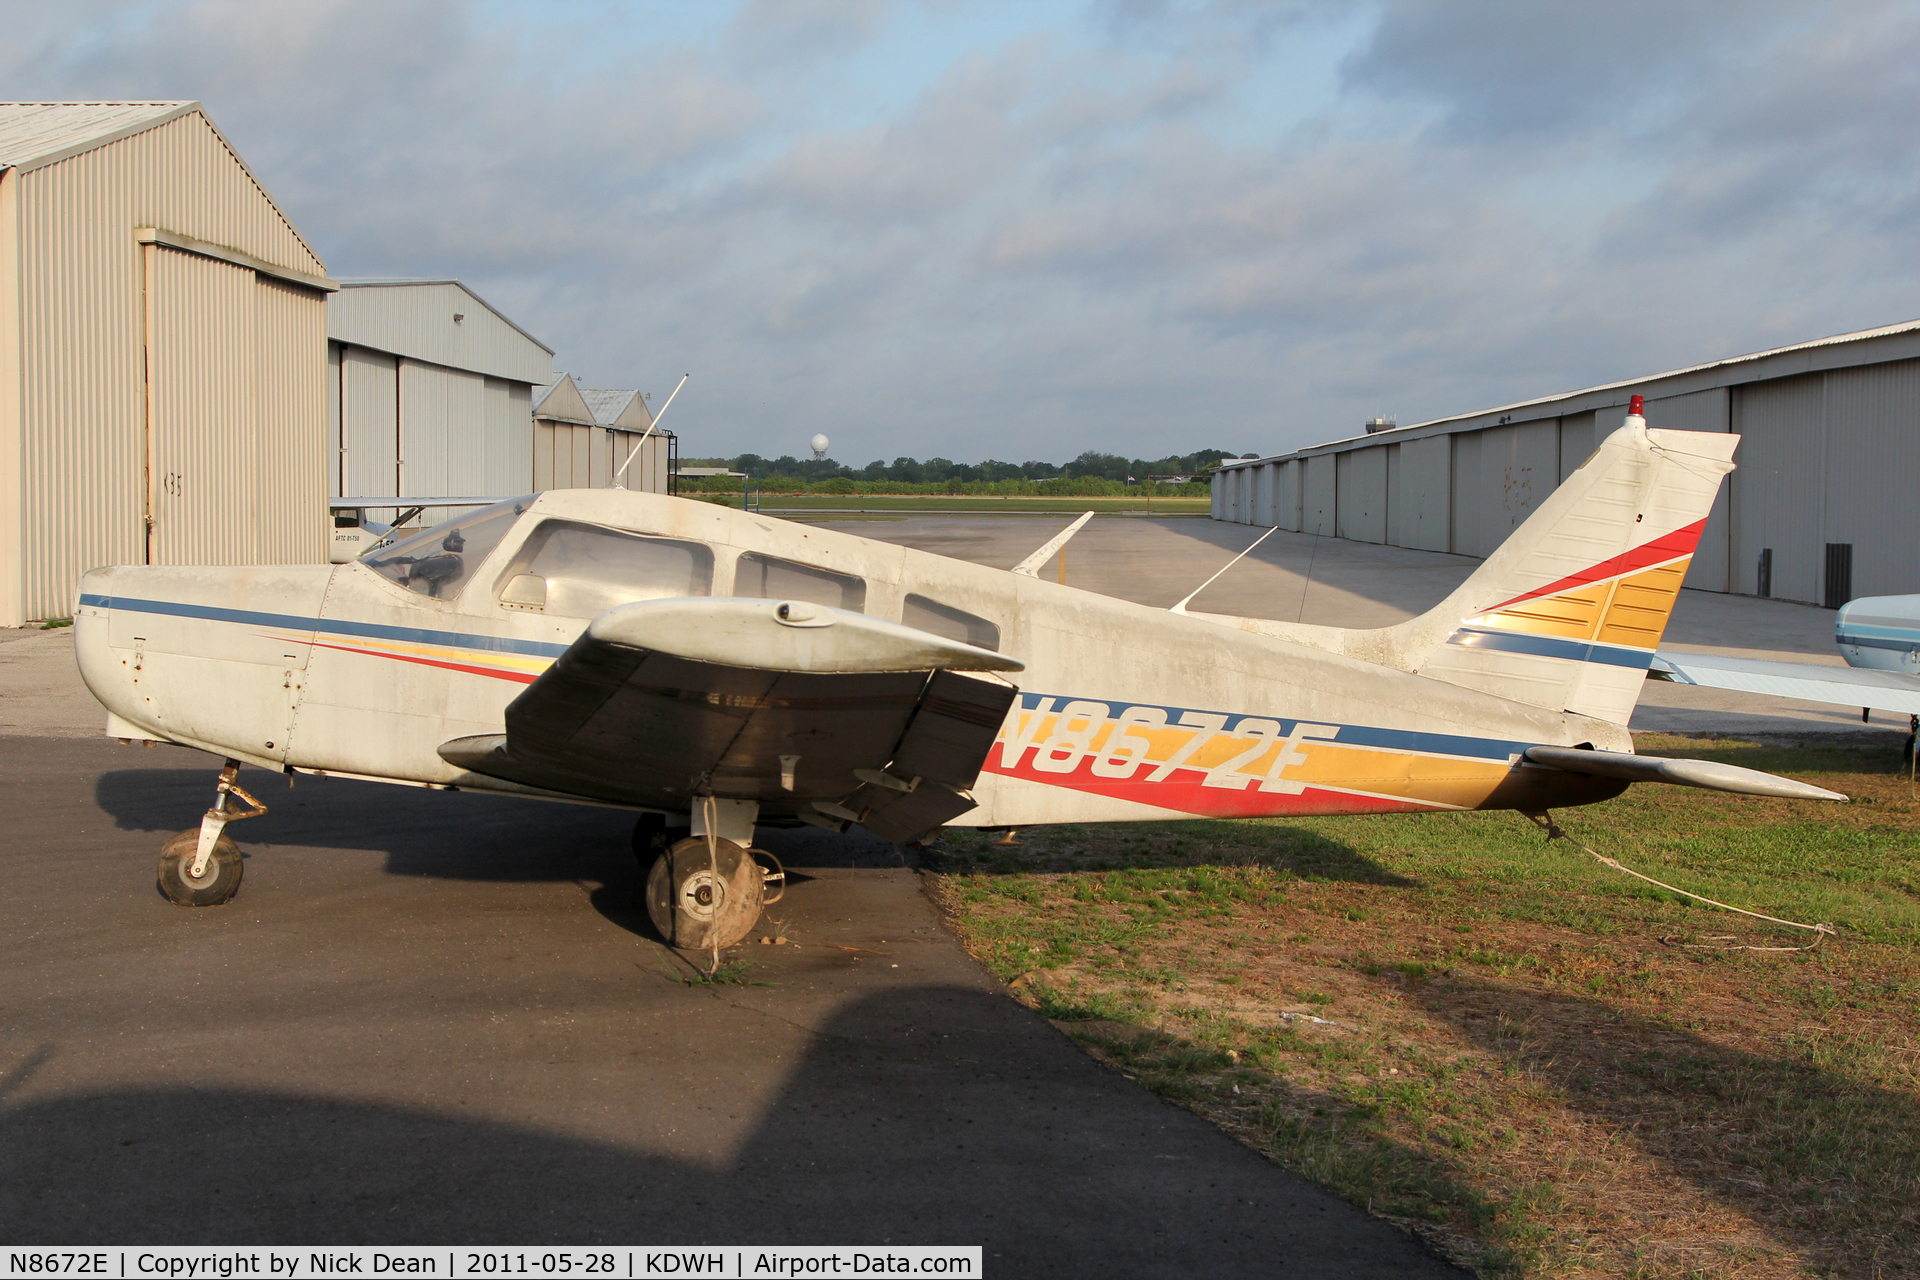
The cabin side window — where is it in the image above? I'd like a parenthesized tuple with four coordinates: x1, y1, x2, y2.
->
(734, 552, 866, 613)
(495, 521, 713, 617)
(361, 498, 531, 599)
(902, 594, 999, 651)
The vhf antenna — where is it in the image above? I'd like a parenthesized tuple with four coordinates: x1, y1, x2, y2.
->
(612, 373, 689, 489)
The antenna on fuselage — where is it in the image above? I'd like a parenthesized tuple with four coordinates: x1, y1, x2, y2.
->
(1011, 511, 1095, 578)
(612, 373, 689, 490)
(1168, 525, 1279, 614)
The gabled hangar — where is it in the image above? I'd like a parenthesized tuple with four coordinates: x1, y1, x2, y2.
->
(327, 278, 553, 502)
(0, 100, 333, 627)
(1212, 320, 1920, 608)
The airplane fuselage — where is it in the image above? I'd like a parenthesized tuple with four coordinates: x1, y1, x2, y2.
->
(75, 489, 1630, 829)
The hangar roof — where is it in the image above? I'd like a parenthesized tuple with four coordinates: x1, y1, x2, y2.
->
(0, 100, 195, 171)
(0, 101, 322, 269)
(330, 279, 554, 385)
(579, 388, 655, 432)
(1219, 315, 1920, 471)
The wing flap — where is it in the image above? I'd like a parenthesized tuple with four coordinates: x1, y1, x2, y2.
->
(440, 599, 1021, 841)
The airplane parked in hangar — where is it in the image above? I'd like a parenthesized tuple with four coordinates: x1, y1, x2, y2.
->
(73, 397, 1843, 949)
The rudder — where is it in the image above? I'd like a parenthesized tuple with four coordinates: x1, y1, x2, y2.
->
(1384, 399, 1736, 726)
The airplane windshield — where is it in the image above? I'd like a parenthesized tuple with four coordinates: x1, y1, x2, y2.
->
(361, 498, 531, 599)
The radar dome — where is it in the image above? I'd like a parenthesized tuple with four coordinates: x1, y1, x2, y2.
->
(810, 433, 830, 459)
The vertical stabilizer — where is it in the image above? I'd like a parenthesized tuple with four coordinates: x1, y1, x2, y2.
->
(1385, 400, 1736, 725)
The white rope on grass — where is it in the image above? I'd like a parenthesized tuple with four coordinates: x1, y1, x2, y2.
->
(1525, 812, 1837, 952)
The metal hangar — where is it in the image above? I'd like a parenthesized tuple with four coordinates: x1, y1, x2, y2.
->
(1212, 320, 1920, 608)
(0, 100, 333, 627)
(326, 278, 553, 506)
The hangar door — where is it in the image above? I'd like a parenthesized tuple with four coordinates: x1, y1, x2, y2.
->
(143, 241, 327, 566)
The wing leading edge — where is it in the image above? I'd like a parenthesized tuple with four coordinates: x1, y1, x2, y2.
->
(439, 598, 1023, 843)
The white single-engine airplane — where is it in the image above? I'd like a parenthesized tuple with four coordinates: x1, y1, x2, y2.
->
(74, 397, 1843, 948)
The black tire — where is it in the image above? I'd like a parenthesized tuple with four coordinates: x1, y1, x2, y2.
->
(157, 828, 243, 906)
(644, 836, 763, 950)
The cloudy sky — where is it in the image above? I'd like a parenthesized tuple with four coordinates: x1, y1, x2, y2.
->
(7, 1, 1919, 464)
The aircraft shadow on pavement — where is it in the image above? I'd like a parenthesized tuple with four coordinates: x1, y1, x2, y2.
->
(93, 767, 1410, 902)
(94, 766, 909, 869)
(0, 985, 1466, 1279)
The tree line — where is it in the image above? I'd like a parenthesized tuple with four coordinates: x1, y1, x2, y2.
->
(675, 447, 1249, 496)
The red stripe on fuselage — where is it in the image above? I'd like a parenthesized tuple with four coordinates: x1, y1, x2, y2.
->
(307, 640, 538, 684)
(1480, 517, 1706, 614)
(981, 759, 1440, 818)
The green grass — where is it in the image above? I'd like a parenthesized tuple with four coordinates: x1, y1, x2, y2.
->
(716, 494, 1212, 516)
(930, 734, 1920, 1277)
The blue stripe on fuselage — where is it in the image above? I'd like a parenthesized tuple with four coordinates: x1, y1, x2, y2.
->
(78, 593, 571, 658)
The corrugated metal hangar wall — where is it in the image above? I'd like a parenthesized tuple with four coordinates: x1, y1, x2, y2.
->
(1212, 322, 1920, 609)
(0, 101, 332, 627)
(326, 279, 551, 505)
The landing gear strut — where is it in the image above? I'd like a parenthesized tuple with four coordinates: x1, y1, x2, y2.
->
(157, 761, 266, 907)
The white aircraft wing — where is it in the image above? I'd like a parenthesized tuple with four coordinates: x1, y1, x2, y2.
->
(439, 598, 1023, 843)
(1651, 649, 1920, 715)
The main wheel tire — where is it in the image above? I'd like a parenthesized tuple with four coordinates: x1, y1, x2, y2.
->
(645, 836, 763, 951)
(157, 828, 243, 907)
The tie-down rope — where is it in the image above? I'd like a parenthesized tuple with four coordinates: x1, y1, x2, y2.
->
(1525, 812, 1836, 952)
(701, 794, 721, 977)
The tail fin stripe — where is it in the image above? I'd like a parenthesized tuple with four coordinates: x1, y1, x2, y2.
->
(1480, 516, 1707, 614)
(1447, 626, 1656, 669)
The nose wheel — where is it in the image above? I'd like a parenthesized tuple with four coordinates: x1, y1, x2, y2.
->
(156, 761, 266, 907)
(158, 828, 243, 906)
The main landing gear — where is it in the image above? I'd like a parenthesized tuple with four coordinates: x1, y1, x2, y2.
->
(632, 812, 785, 951)
(157, 760, 267, 907)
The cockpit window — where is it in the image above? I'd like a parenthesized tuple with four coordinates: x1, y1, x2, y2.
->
(734, 553, 866, 613)
(902, 594, 999, 651)
(361, 498, 531, 598)
(495, 520, 713, 618)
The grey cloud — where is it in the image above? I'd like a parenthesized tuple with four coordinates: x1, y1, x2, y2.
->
(4, 0, 1919, 464)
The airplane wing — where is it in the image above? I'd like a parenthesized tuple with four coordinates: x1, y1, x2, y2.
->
(438, 598, 1023, 844)
(1651, 649, 1920, 716)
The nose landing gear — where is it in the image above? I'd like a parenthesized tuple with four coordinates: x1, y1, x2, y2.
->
(157, 761, 267, 907)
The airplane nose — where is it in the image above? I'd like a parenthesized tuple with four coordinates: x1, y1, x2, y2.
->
(73, 566, 140, 731)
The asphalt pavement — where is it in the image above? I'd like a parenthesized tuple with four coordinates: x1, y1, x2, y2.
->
(0, 736, 1463, 1274)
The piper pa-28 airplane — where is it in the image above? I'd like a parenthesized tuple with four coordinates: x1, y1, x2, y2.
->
(73, 397, 1844, 949)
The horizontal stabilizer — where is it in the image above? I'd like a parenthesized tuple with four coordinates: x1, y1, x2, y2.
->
(1652, 650, 1920, 715)
(1523, 745, 1846, 802)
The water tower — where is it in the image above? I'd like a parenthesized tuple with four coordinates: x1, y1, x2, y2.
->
(810, 433, 830, 460)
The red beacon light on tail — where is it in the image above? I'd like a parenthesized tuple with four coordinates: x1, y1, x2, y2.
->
(1628, 394, 1645, 417)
